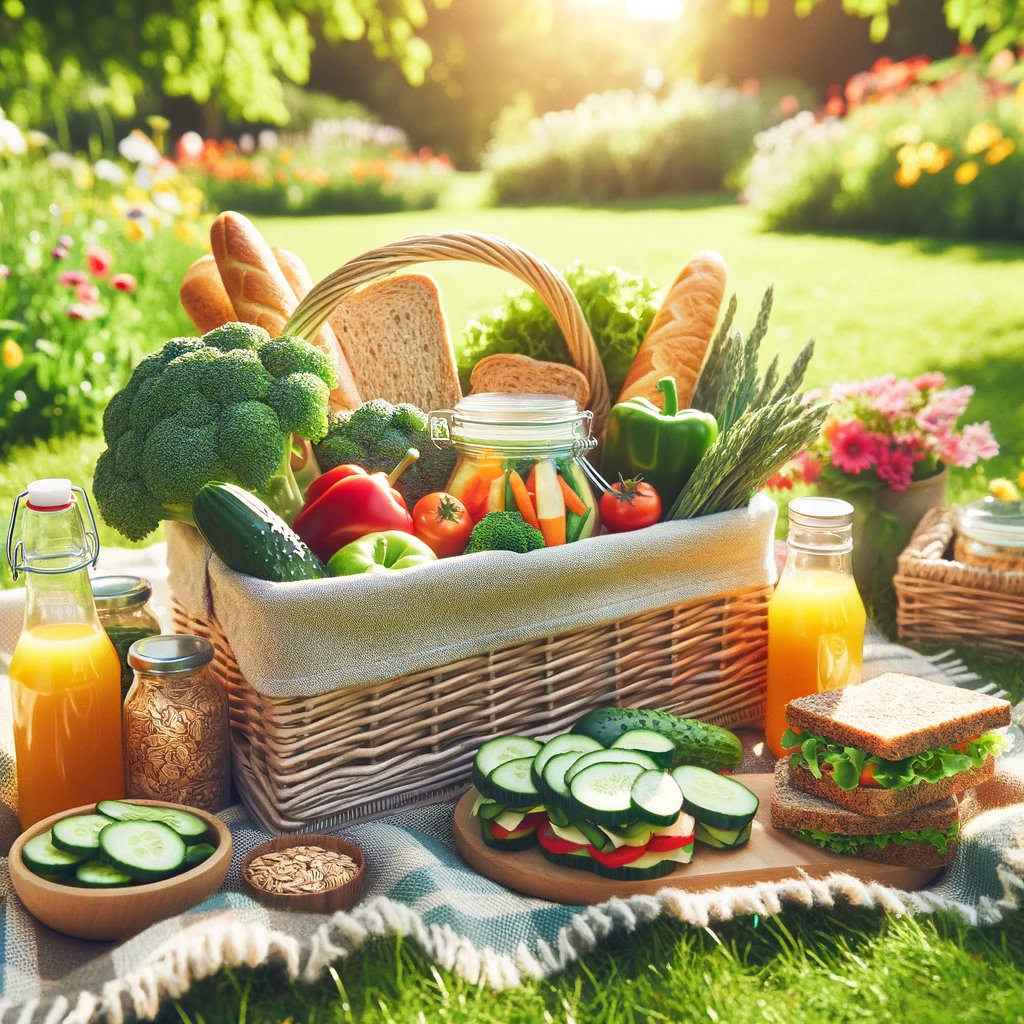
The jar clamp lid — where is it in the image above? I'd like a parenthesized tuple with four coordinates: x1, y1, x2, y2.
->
(128, 634, 214, 673)
(92, 575, 153, 611)
(958, 498, 1024, 550)
(788, 496, 854, 529)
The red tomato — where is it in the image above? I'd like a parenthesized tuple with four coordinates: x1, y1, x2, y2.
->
(646, 833, 693, 853)
(412, 492, 473, 557)
(859, 761, 881, 787)
(951, 734, 980, 753)
(586, 841, 650, 867)
(537, 824, 587, 855)
(599, 479, 662, 533)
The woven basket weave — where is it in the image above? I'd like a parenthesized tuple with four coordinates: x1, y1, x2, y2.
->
(170, 233, 772, 833)
(895, 506, 1024, 656)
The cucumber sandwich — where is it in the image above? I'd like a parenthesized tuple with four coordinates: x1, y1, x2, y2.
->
(782, 673, 1010, 817)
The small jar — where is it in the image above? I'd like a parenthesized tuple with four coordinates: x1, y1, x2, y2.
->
(124, 634, 231, 812)
(92, 575, 161, 701)
(430, 394, 600, 542)
(955, 498, 1024, 573)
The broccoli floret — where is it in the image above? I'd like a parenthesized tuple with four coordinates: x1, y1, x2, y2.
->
(465, 512, 545, 554)
(92, 322, 337, 541)
(314, 399, 456, 507)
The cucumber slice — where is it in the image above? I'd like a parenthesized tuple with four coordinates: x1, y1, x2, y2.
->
(568, 761, 647, 826)
(95, 800, 209, 844)
(539, 845, 595, 872)
(98, 820, 187, 881)
(75, 860, 133, 888)
(472, 736, 543, 797)
(51, 813, 114, 857)
(531, 734, 603, 788)
(695, 822, 752, 849)
(487, 757, 541, 809)
(479, 819, 538, 852)
(564, 748, 658, 785)
(589, 854, 679, 881)
(22, 832, 85, 876)
(539, 750, 586, 811)
(630, 770, 683, 827)
(546, 805, 570, 829)
(184, 842, 217, 868)
(671, 766, 759, 831)
(611, 729, 676, 769)
(573, 818, 613, 851)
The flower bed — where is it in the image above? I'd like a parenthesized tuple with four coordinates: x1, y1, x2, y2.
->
(745, 52, 1024, 239)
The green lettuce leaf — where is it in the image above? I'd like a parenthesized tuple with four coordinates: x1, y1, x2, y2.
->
(782, 729, 1006, 792)
(795, 823, 960, 856)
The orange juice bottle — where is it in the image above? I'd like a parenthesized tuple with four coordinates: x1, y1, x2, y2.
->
(764, 497, 866, 758)
(6, 479, 124, 828)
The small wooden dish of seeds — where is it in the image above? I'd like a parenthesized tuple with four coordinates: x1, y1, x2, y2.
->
(240, 835, 365, 913)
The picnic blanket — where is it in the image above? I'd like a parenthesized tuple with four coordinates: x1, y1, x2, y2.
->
(0, 546, 1021, 1024)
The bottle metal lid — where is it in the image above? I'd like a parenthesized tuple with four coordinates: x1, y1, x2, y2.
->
(788, 496, 854, 529)
(26, 478, 73, 511)
(92, 574, 153, 610)
(128, 634, 214, 673)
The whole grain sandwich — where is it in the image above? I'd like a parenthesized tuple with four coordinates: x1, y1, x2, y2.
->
(770, 761, 960, 870)
(782, 673, 1009, 817)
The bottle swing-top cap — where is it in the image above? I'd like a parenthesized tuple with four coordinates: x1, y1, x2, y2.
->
(26, 478, 73, 511)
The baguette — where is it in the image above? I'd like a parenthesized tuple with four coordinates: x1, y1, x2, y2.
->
(211, 211, 361, 410)
(179, 254, 235, 333)
(273, 246, 314, 301)
(618, 250, 727, 408)
(470, 353, 590, 409)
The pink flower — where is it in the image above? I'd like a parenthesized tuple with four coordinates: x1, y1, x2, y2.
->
(0, 264, 9, 279)
(86, 245, 112, 279)
(794, 450, 823, 484)
(957, 422, 999, 466)
(58, 234, 74, 249)
(110, 273, 136, 293)
(58, 269, 88, 287)
(873, 377, 916, 420)
(778, 94, 801, 117)
(828, 420, 879, 474)
(67, 302, 101, 321)
(875, 443, 916, 491)
(75, 281, 100, 304)
(913, 371, 945, 390)
(51, 245, 69, 261)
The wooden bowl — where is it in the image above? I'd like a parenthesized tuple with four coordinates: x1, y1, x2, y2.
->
(240, 835, 365, 913)
(9, 799, 232, 941)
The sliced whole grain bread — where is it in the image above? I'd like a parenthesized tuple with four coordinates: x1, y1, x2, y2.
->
(771, 762, 958, 869)
(327, 273, 462, 412)
(469, 354, 591, 409)
(786, 673, 1011, 760)
(788, 758, 994, 817)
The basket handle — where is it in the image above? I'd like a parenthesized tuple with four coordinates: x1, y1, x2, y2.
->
(282, 231, 611, 436)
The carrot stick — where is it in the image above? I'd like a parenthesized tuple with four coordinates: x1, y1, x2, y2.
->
(539, 516, 566, 547)
(526, 465, 537, 493)
(509, 470, 541, 530)
(557, 474, 587, 516)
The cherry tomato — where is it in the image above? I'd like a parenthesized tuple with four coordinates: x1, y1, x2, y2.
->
(858, 761, 881, 787)
(599, 478, 662, 533)
(412, 492, 473, 558)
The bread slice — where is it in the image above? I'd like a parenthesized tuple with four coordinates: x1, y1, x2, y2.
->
(771, 761, 958, 869)
(786, 672, 1011, 760)
(470, 354, 590, 409)
(328, 273, 462, 412)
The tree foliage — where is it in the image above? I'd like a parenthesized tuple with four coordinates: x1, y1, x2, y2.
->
(0, 0, 441, 128)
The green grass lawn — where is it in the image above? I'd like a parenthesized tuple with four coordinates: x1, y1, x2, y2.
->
(4, 187, 1024, 1021)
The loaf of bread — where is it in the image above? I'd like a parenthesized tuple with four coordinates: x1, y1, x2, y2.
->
(272, 246, 314, 301)
(618, 250, 727, 409)
(327, 273, 462, 412)
(179, 254, 236, 333)
(210, 211, 360, 410)
(470, 353, 591, 409)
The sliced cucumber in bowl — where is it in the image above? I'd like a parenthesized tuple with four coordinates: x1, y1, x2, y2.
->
(96, 800, 209, 844)
(22, 832, 84, 877)
(99, 820, 187, 882)
(51, 813, 114, 857)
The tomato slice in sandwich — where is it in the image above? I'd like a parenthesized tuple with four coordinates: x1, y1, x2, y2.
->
(646, 833, 694, 854)
(587, 842, 651, 868)
(537, 824, 586, 855)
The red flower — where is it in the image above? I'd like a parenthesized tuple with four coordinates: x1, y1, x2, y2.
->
(765, 472, 794, 491)
(75, 281, 100, 304)
(828, 421, 878, 474)
(110, 273, 137, 293)
(875, 443, 916, 491)
(86, 245, 112, 279)
(794, 450, 823, 484)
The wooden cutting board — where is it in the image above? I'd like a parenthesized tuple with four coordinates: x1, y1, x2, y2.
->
(452, 773, 940, 905)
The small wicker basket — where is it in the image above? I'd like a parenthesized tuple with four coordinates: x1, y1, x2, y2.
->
(895, 506, 1024, 656)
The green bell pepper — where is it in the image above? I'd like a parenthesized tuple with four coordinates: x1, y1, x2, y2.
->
(327, 531, 437, 577)
(601, 377, 718, 510)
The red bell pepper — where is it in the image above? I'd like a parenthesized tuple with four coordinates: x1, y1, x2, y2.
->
(646, 833, 693, 854)
(537, 824, 587, 855)
(586, 841, 650, 868)
(490, 812, 547, 841)
(294, 450, 418, 563)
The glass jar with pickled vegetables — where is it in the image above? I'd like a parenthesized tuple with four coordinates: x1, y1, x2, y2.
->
(430, 394, 599, 546)
(92, 575, 161, 701)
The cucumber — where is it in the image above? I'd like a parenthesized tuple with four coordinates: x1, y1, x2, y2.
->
(184, 842, 217, 868)
(193, 482, 327, 583)
(671, 766, 759, 831)
(75, 860, 133, 888)
(571, 708, 743, 772)
(589, 854, 679, 881)
(531, 734, 603, 788)
(568, 761, 647, 826)
(539, 845, 595, 872)
(472, 736, 543, 797)
(95, 801, 210, 844)
(546, 805, 570, 829)
(560, 461, 598, 543)
(630, 770, 683, 827)
(573, 818, 613, 851)
(487, 757, 541, 809)
(479, 819, 538, 852)
(22, 832, 84, 876)
(98, 821, 187, 881)
(695, 822, 752, 849)
(51, 813, 114, 857)
(564, 748, 658, 785)
(611, 729, 676, 769)
(539, 750, 585, 812)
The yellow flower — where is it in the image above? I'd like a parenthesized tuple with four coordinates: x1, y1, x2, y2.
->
(1018, 469, 1024, 488)
(124, 219, 146, 242)
(895, 163, 921, 188)
(990, 478, 1021, 501)
(924, 145, 954, 174)
(965, 122, 1002, 155)
(2, 338, 24, 369)
(897, 144, 920, 167)
(954, 161, 979, 184)
(986, 138, 1016, 165)
(886, 123, 923, 147)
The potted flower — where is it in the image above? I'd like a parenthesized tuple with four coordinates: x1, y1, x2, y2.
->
(769, 372, 999, 594)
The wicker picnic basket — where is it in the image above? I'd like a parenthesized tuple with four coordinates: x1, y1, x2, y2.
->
(168, 233, 775, 834)
(895, 506, 1024, 657)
